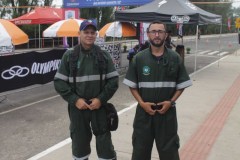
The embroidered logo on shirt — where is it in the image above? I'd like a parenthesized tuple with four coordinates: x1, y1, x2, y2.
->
(143, 66, 150, 75)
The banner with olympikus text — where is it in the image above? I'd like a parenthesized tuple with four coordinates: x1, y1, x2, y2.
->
(0, 49, 66, 93)
(63, 0, 153, 8)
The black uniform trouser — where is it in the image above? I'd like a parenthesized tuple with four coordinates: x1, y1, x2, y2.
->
(132, 105, 180, 160)
(69, 104, 116, 159)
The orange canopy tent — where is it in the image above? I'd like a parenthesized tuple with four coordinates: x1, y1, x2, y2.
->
(99, 21, 136, 38)
(0, 19, 28, 46)
(43, 18, 85, 37)
(0, 19, 29, 54)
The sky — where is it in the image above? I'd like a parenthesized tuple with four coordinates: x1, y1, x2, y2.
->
(232, 1, 240, 8)
(51, 0, 63, 7)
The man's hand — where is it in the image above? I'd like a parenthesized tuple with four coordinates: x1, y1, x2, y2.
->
(140, 101, 156, 115)
(156, 101, 171, 114)
(88, 98, 101, 110)
(75, 98, 89, 110)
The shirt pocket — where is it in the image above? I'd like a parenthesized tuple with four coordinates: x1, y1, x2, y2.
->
(166, 62, 178, 78)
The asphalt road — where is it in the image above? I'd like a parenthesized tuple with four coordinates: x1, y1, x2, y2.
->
(0, 33, 239, 160)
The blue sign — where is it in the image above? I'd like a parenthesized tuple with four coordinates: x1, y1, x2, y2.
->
(63, 0, 153, 8)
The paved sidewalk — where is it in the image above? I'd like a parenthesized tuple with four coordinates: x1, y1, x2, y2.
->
(30, 50, 240, 160)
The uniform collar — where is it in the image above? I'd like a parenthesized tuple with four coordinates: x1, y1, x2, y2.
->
(149, 46, 169, 58)
(80, 44, 94, 52)
(80, 44, 95, 55)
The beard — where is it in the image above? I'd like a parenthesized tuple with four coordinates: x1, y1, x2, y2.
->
(149, 38, 165, 47)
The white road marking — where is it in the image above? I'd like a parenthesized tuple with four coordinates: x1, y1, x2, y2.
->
(27, 102, 138, 160)
(199, 50, 211, 55)
(207, 51, 220, 55)
(190, 55, 229, 76)
(219, 51, 229, 56)
(27, 138, 72, 160)
(0, 95, 60, 115)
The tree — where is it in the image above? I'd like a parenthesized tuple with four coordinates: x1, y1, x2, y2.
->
(99, 7, 114, 28)
(80, 7, 114, 29)
(190, 0, 232, 34)
(0, 0, 53, 18)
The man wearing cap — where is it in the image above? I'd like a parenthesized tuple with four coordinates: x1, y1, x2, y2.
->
(54, 19, 119, 160)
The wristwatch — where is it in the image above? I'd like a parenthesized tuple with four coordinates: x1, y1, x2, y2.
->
(170, 100, 176, 107)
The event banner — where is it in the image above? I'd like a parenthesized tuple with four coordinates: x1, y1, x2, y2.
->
(0, 49, 65, 93)
(63, 0, 152, 8)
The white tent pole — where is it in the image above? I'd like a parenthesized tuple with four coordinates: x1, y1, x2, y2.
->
(34, 25, 37, 48)
(217, 23, 222, 67)
(113, 21, 116, 43)
(193, 25, 199, 80)
(112, 21, 116, 58)
(112, 21, 119, 69)
(39, 24, 41, 48)
(13, 45, 15, 54)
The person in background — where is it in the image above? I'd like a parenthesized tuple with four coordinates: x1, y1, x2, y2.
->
(140, 40, 150, 50)
(127, 41, 150, 62)
(165, 30, 176, 49)
(123, 21, 192, 160)
(54, 19, 119, 160)
(127, 47, 136, 62)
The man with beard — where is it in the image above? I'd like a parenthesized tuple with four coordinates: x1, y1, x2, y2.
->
(123, 21, 192, 160)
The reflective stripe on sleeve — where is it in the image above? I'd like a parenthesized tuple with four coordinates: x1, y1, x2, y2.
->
(54, 72, 69, 81)
(106, 71, 119, 79)
(176, 80, 192, 89)
(123, 79, 138, 88)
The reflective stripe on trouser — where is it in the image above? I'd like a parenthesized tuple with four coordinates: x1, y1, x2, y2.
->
(73, 154, 89, 160)
(99, 157, 117, 160)
(68, 104, 116, 159)
(73, 157, 117, 160)
(131, 105, 180, 160)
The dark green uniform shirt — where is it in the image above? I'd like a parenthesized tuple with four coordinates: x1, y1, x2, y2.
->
(54, 44, 119, 106)
(123, 47, 192, 103)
